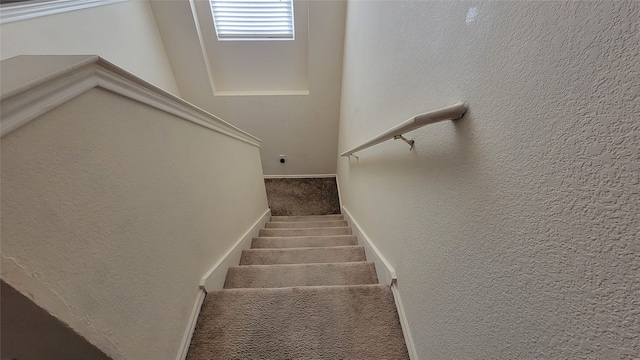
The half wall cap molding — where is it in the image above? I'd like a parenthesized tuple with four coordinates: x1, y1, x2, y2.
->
(0, 0, 126, 24)
(0, 55, 262, 147)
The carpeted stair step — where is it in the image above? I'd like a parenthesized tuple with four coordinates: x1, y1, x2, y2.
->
(224, 262, 377, 288)
(271, 214, 344, 222)
(240, 246, 366, 265)
(259, 227, 352, 237)
(186, 284, 409, 360)
(265, 220, 348, 228)
(251, 235, 358, 249)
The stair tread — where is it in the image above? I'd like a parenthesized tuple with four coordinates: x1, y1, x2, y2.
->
(270, 214, 343, 222)
(251, 235, 358, 248)
(259, 227, 352, 237)
(265, 220, 348, 228)
(224, 262, 378, 288)
(187, 284, 408, 359)
(240, 246, 366, 265)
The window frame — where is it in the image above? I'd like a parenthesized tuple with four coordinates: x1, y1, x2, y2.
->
(209, 0, 295, 42)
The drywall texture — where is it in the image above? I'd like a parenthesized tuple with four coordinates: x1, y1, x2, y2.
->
(337, 1, 639, 359)
(1, 88, 268, 359)
(0, 0, 179, 95)
(150, 0, 346, 175)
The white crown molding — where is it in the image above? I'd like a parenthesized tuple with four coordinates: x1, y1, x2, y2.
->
(0, 0, 126, 24)
(0, 55, 262, 147)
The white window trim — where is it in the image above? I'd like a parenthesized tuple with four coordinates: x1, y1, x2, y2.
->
(210, 0, 295, 41)
(0, 0, 126, 24)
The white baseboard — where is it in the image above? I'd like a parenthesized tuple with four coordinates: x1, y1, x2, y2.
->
(263, 174, 336, 179)
(391, 283, 419, 360)
(341, 206, 396, 285)
(177, 208, 271, 360)
(341, 206, 418, 360)
(335, 175, 344, 211)
(199, 208, 271, 292)
(176, 289, 205, 360)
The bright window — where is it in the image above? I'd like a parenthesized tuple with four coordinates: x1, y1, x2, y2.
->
(210, 0, 294, 41)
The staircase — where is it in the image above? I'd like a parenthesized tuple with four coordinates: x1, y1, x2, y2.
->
(187, 214, 409, 359)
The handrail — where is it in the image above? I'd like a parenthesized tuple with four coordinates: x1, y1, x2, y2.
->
(340, 102, 466, 158)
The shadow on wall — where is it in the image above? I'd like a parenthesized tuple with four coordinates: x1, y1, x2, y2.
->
(0, 280, 112, 360)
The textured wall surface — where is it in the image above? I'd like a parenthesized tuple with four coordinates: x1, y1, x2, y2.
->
(151, 0, 346, 175)
(337, 1, 639, 359)
(0, 0, 179, 95)
(1, 88, 268, 359)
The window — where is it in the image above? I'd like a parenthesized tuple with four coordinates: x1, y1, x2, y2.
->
(210, 0, 294, 41)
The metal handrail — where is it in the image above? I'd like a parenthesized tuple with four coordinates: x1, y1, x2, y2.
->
(340, 102, 467, 159)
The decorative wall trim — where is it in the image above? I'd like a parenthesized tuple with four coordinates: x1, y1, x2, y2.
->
(341, 206, 396, 285)
(341, 206, 417, 359)
(0, 0, 126, 24)
(200, 208, 271, 292)
(263, 174, 337, 179)
(391, 283, 419, 360)
(0, 55, 262, 147)
(176, 289, 205, 360)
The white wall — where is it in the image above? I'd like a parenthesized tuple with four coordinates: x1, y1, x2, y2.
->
(337, 1, 639, 359)
(151, 0, 346, 175)
(0, 0, 179, 95)
(1, 84, 268, 358)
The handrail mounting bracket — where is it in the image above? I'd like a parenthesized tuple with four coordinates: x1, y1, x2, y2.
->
(394, 135, 414, 150)
(339, 103, 466, 158)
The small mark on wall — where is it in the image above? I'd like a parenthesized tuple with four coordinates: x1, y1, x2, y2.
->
(466, 7, 479, 24)
(587, 143, 605, 155)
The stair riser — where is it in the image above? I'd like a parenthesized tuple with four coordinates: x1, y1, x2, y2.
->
(271, 214, 344, 222)
(240, 246, 366, 265)
(251, 236, 358, 249)
(224, 262, 378, 288)
(265, 220, 348, 228)
(259, 227, 352, 237)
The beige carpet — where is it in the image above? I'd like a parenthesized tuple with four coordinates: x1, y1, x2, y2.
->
(240, 246, 366, 265)
(251, 235, 358, 249)
(265, 178, 341, 216)
(187, 214, 409, 359)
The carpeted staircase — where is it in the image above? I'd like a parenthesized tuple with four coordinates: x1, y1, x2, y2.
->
(186, 214, 409, 359)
